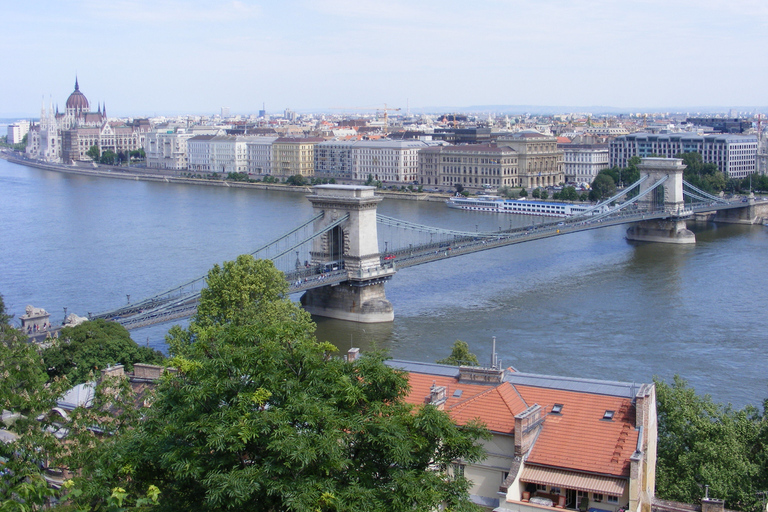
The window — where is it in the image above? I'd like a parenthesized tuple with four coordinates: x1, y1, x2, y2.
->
(536, 484, 547, 492)
(551, 487, 561, 495)
(603, 410, 615, 420)
(607, 496, 619, 504)
(593, 493, 603, 502)
(452, 463, 465, 480)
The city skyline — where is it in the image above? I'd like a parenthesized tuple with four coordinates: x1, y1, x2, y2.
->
(3, 0, 767, 118)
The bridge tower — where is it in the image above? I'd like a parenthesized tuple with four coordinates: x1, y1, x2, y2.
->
(626, 157, 696, 244)
(300, 185, 396, 323)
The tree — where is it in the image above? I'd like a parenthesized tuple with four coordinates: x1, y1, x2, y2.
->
(454, 183, 464, 194)
(518, 188, 528, 198)
(531, 187, 541, 199)
(100, 150, 118, 165)
(589, 173, 616, 201)
(286, 174, 308, 186)
(89, 257, 488, 512)
(559, 186, 579, 201)
(655, 376, 768, 511)
(436, 340, 479, 366)
(676, 152, 726, 194)
(87, 144, 100, 160)
(43, 318, 165, 385)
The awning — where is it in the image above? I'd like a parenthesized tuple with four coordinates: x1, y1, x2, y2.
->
(521, 465, 626, 496)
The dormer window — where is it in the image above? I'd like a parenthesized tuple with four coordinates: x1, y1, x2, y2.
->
(552, 404, 563, 414)
(603, 410, 615, 420)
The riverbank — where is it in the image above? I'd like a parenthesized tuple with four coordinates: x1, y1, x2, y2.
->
(0, 151, 449, 203)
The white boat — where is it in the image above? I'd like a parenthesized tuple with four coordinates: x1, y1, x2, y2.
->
(446, 195, 602, 217)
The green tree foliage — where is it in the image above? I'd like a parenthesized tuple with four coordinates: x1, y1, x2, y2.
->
(518, 187, 528, 197)
(86, 144, 100, 160)
(436, 340, 480, 366)
(676, 152, 726, 194)
(43, 319, 164, 386)
(589, 173, 616, 201)
(655, 375, 768, 511)
(558, 186, 579, 201)
(531, 187, 541, 199)
(286, 174, 308, 186)
(87, 257, 488, 512)
(100, 150, 119, 165)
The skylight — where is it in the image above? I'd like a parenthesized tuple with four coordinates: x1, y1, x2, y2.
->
(552, 404, 563, 414)
(603, 410, 615, 420)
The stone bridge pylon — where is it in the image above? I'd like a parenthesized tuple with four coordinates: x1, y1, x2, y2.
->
(300, 185, 396, 323)
(626, 157, 696, 244)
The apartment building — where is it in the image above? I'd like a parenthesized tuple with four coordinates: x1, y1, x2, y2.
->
(315, 140, 429, 184)
(272, 137, 324, 177)
(145, 129, 195, 170)
(559, 143, 609, 184)
(246, 136, 279, 176)
(609, 133, 758, 179)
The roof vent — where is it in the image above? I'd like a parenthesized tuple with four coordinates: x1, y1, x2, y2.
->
(453, 389, 463, 398)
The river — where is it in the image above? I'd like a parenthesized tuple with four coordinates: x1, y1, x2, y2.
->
(1, 157, 766, 408)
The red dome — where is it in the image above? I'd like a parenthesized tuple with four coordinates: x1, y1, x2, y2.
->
(65, 78, 89, 110)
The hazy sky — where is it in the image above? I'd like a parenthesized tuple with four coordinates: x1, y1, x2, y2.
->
(3, 0, 767, 117)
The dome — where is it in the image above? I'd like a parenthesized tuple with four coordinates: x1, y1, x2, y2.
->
(65, 78, 89, 110)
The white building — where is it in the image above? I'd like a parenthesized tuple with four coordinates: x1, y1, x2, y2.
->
(6, 120, 30, 144)
(559, 143, 609, 185)
(145, 129, 195, 170)
(610, 133, 759, 179)
(314, 140, 429, 184)
(187, 135, 255, 174)
(246, 136, 279, 176)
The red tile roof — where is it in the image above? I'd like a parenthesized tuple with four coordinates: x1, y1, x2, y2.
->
(400, 367, 638, 478)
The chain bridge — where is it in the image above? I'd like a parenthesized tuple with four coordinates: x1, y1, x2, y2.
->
(92, 158, 767, 328)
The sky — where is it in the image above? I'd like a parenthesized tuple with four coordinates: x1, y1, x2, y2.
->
(2, 0, 767, 118)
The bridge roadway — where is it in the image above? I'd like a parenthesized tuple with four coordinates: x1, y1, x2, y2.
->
(102, 198, 754, 329)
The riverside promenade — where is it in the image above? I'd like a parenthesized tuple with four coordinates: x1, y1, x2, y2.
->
(0, 150, 447, 202)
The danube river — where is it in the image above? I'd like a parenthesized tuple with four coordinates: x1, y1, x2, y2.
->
(1, 157, 766, 408)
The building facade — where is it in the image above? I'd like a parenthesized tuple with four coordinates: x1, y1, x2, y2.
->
(417, 144, 519, 192)
(272, 137, 324, 177)
(609, 133, 758, 179)
(246, 136, 279, 176)
(497, 131, 565, 189)
(314, 140, 428, 184)
(6, 120, 30, 144)
(145, 129, 195, 170)
(559, 143, 609, 185)
(391, 359, 657, 512)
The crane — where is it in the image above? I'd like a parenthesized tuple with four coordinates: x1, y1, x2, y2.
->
(330, 104, 401, 135)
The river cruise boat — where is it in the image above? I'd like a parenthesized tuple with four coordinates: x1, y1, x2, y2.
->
(446, 195, 600, 217)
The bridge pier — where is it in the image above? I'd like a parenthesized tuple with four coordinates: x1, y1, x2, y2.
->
(626, 158, 696, 244)
(712, 198, 767, 224)
(301, 185, 395, 323)
(626, 219, 695, 244)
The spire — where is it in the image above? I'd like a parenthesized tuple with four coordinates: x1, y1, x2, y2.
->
(75, 76, 80, 91)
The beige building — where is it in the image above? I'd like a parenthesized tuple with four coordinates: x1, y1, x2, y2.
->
(417, 144, 519, 192)
(498, 131, 564, 189)
(272, 137, 323, 177)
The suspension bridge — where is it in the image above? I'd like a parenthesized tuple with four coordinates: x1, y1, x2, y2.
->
(91, 158, 767, 328)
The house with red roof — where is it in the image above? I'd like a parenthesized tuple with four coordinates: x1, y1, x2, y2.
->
(387, 359, 657, 512)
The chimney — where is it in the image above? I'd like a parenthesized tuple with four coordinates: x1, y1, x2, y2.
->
(702, 498, 724, 512)
(132, 363, 164, 381)
(514, 404, 543, 457)
(425, 381, 448, 410)
(100, 364, 125, 379)
(348, 347, 360, 362)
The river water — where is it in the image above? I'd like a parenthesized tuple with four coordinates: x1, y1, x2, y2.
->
(1, 157, 766, 408)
